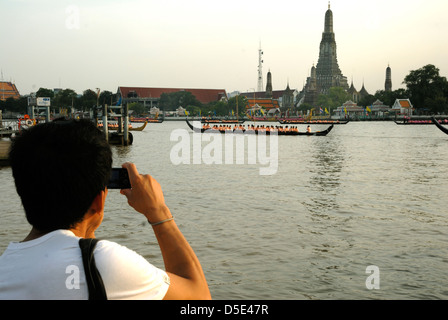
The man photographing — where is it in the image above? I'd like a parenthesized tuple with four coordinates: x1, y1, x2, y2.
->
(0, 118, 211, 300)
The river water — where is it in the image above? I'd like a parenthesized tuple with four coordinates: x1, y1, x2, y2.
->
(1, 121, 448, 300)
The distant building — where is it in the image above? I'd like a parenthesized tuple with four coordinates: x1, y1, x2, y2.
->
(240, 70, 298, 111)
(335, 100, 364, 118)
(245, 98, 280, 112)
(303, 65, 319, 107)
(265, 70, 273, 98)
(301, 3, 349, 107)
(347, 80, 370, 103)
(392, 99, 413, 116)
(371, 99, 391, 116)
(281, 83, 294, 111)
(347, 82, 358, 103)
(117, 87, 227, 109)
(176, 106, 187, 116)
(315, 3, 349, 93)
(0, 81, 20, 101)
(149, 106, 161, 115)
(385, 65, 392, 92)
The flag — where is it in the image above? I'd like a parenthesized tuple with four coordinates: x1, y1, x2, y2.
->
(232, 110, 234, 116)
(325, 108, 329, 115)
(319, 107, 324, 114)
(184, 110, 189, 116)
(366, 106, 372, 113)
(344, 107, 347, 114)
(260, 108, 265, 115)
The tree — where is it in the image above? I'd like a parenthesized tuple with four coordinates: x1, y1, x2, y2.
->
(1, 96, 28, 114)
(159, 91, 202, 111)
(208, 100, 229, 116)
(317, 87, 350, 113)
(53, 89, 78, 111)
(99, 90, 116, 106)
(79, 89, 98, 110)
(298, 102, 313, 112)
(358, 94, 376, 108)
(403, 64, 448, 113)
(374, 89, 409, 107)
(128, 102, 146, 116)
(186, 105, 201, 116)
(36, 88, 54, 99)
(227, 95, 247, 117)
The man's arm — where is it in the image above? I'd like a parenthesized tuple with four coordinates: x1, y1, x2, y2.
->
(120, 162, 211, 300)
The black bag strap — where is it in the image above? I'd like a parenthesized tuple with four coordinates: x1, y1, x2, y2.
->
(79, 238, 107, 300)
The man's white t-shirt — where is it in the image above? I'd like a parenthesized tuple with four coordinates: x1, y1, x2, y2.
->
(0, 230, 170, 300)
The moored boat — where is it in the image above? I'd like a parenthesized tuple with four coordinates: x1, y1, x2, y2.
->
(98, 121, 147, 131)
(130, 117, 163, 123)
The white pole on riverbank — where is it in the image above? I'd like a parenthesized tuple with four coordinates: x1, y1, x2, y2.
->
(102, 104, 108, 142)
(123, 103, 129, 146)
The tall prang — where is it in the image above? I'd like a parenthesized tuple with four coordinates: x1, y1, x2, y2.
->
(315, 2, 348, 94)
(265, 70, 273, 98)
(385, 65, 392, 92)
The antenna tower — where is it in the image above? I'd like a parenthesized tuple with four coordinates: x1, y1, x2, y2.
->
(257, 43, 264, 92)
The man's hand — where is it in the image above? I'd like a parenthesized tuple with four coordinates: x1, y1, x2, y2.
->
(119, 162, 211, 300)
(119, 162, 172, 223)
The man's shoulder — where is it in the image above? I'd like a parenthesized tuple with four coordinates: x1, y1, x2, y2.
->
(93, 239, 151, 268)
(92, 239, 170, 299)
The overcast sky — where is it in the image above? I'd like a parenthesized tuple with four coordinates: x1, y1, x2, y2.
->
(1, 0, 447, 96)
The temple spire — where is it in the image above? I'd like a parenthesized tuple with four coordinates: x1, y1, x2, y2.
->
(385, 64, 392, 92)
(265, 69, 273, 98)
(324, 2, 333, 33)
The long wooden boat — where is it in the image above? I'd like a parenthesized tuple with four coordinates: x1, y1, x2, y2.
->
(98, 121, 147, 131)
(201, 119, 245, 124)
(432, 117, 448, 135)
(186, 119, 334, 136)
(278, 119, 349, 125)
(131, 117, 164, 123)
(394, 119, 448, 125)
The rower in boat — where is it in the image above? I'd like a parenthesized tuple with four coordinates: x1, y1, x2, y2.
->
(199, 122, 306, 135)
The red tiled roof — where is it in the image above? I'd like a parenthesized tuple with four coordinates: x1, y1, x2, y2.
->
(399, 100, 411, 108)
(246, 98, 280, 110)
(118, 87, 227, 104)
(0, 82, 20, 101)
